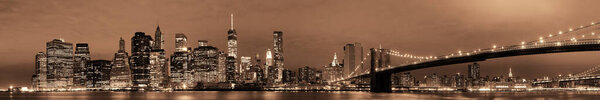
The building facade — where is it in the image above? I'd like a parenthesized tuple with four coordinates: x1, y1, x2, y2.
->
(227, 14, 238, 58)
(46, 39, 74, 89)
(129, 32, 153, 88)
(324, 52, 343, 81)
(343, 43, 363, 77)
(85, 60, 112, 88)
(32, 52, 48, 90)
(110, 38, 132, 89)
(191, 40, 220, 83)
(273, 31, 284, 83)
(73, 43, 90, 88)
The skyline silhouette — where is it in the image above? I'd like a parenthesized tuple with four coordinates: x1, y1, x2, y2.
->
(2, 0, 600, 89)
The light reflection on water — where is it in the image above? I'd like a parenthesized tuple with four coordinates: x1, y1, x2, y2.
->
(1, 91, 600, 100)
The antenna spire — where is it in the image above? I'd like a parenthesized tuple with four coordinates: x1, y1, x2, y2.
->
(230, 13, 234, 30)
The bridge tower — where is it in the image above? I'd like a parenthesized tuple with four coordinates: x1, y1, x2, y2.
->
(370, 48, 392, 92)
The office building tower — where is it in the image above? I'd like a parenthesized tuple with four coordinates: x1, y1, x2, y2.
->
(227, 14, 238, 58)
(46, 39, 74, 89)
(129, 32, 153, 88)
(217, 52, 227, 83)
(149, 49, 168, 88)
(282, 68, 296, 84)
(468, 63, 480, 79)
(324, 52, 343, 81)
(32, 52, 48, 90)
(110, 37, 132, 89)
(170, 51, 192, 89)
(85, 60, 112, 88)
(240, 56, 254, 83)
(343, 43, 363, 77)
(273, 31, 284, 83)
(226, 56, 236, 83)
(73, 43, 90, 88)
(191, 40, 220, 83)
(175, 33, 188, 52)
(252, 54, 264, 83)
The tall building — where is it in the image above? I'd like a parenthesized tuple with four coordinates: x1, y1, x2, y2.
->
(46, 39, 74, 89)
(248, 54, 265, 84)
(240, 56, 254, 83)
(73, 43, 90, 88)
(343, 43, 363, 77)
(468, 63, 480, 79)
(110, 37, 132, 89)
(227, 14, 238, 58)
(508, 67, 513, 78)
(175, 33, 188, 52)
(282, 68, 296, 84)
(153, 25, 164, 50)
(424, 73, 441, 87)
(298, 66, 322, 84)
(240, 56, 251, 74)
(32, 52, 48, 90)
(85, 60, 112, 88)
(324, 52, 343, 81)
(217, 52, 227, 83)
(170, 51, 192, 89)
(129, 32, 153, 88)
(170, 34, 192, 89)
(149, 49, 168, 88)
(191, 40, 220, 83)
(225, 56, 236, 83)
(273, 31, 284, 83)
(398, 72, 415, 87)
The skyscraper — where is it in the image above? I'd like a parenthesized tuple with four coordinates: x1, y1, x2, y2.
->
(170, 34, 192, 89)
(468, 63, 480, 79)
(46, 39, 74, 89)
(508, 67, 513, 78)
(149, 26, 169, 88)
(175, 33, 188, 52)
(32, 52, 47, 90)
(240, 56, 254, 83)
(153, 25, 164, 50)
(170, 51, 192, 89)
(343, 43, 363, 77)
(227, 14, 238, 58)
(265, 49, 274, 83)
(74, 43, 90, 88)
(324, 52, 343, 81)
(110, 37, 132, 89)
(129, 32, 153, 88)
(85, 60, 112, 88)
(226, 56, 236, 83)
(191, 40, 219, 83)
(149, 49, 168, 88)
(217, 52, 227, 83)
(273, 31, 284, 83)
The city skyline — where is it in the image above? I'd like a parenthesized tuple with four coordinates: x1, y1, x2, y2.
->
(4, 0, 600, 89)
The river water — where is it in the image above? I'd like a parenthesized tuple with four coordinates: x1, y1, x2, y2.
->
(1, 91, 599, 100)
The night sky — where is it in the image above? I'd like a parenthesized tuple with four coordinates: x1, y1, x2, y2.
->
(1, 0, 600, 88)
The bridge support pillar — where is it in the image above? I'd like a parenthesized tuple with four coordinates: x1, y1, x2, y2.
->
(370, 72, 392, 92)
(370, 48, 392, 92)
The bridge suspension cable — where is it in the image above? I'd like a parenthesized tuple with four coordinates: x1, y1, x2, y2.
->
(573, 65, 600, 77)
(333, 20, 600, 83)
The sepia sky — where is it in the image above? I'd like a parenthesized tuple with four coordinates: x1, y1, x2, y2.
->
(1, 0, 600, 88)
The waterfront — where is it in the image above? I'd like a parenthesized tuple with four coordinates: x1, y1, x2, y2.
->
(1, 91, 600, 100)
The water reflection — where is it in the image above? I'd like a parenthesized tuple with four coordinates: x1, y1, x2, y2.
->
(1, 91, 600, 100)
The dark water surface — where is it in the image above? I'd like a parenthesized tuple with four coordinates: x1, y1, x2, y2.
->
(1, 91, 600, 100)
